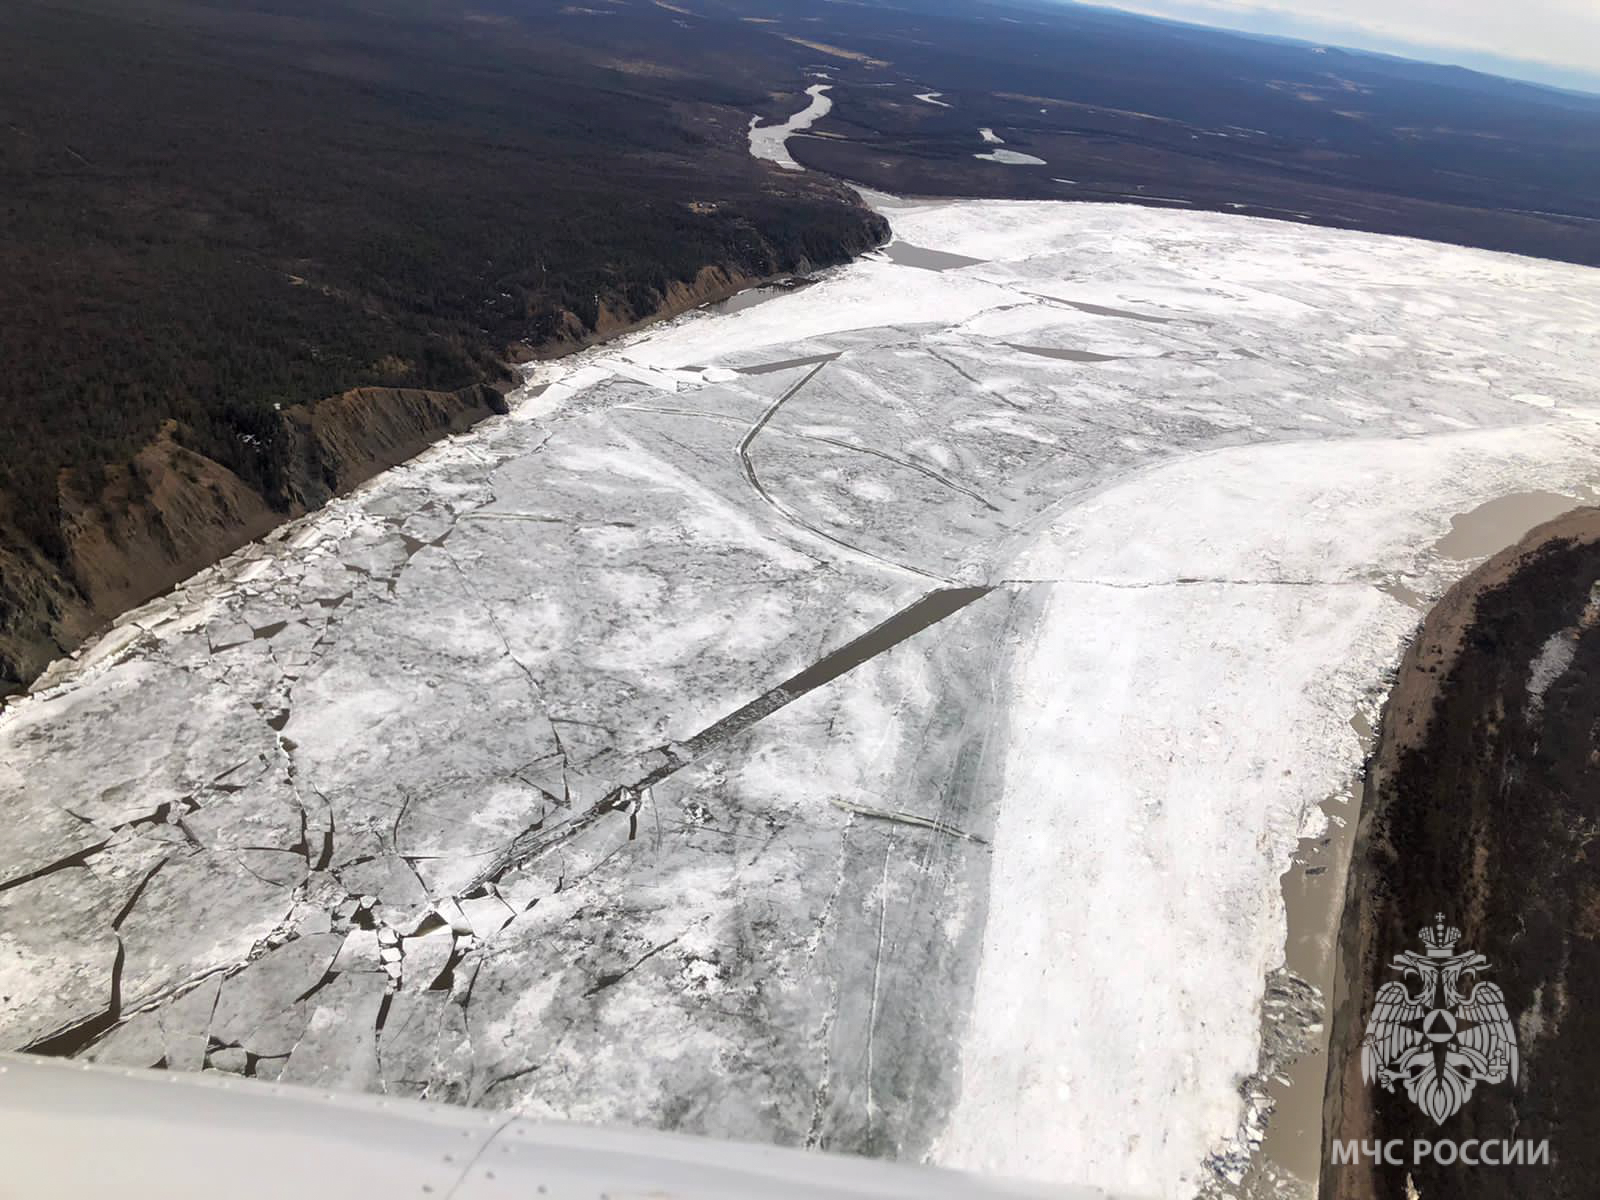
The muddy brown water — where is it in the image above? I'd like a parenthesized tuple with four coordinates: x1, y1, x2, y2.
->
(1376, 577, 1426, 612)
(1432, 491, 1580, 560)
(1264, 760, 1368, 1192)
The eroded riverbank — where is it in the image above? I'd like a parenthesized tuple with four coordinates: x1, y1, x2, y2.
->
(1323, 507, 1600, 1200)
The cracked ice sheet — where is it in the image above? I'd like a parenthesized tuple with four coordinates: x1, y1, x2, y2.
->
(452, 591, 1010, 1155)
(619, 258, 1026, 370)
(1, 196, 1599, 1198)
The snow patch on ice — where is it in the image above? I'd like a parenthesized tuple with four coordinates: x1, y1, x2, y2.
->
(975, 149, 1047, 166)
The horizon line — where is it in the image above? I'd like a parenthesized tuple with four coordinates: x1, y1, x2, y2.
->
(1051, 0, 1600, 97)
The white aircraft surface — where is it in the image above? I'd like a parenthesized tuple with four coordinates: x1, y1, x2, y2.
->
(0, 1052, 1111, 1199)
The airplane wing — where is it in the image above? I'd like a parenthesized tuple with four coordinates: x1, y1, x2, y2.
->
(0, 1053, 1125, 1200)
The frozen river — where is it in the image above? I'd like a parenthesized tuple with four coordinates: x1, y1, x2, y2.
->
(4, 197, 1600, 1198)
(747, 84, 833, 172)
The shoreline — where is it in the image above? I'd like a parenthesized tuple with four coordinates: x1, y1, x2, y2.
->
(1321, 506, 1600, 1200)
(0, 74, 889, 700)
(0, 251, 881, 706)
(6, 222, 897, 712)
(1186, 492, 1600, 1198)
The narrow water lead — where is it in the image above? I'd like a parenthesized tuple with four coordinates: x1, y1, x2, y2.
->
(474, 586, 998, 888)
(664, 586, 997, 769)
(706, 286, 788, 315)
(1005, 343, 1123, 363)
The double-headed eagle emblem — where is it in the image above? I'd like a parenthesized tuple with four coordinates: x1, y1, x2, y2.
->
(1360, 915, 1519, 1125)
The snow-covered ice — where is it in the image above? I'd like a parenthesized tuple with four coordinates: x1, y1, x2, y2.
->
(975, 149, 1047, 166)
(748, 85, 833, 172)
(4, 197, 1600, 1198)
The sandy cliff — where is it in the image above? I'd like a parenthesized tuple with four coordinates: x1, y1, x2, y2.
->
(0, 383, 505, 695)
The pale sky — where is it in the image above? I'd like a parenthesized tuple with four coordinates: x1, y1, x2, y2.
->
(1082, 0, 1600, 91)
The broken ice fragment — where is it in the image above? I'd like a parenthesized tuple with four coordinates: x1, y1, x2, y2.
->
(333, 928, 382, 972)
(459, 895, 516, 938)
(398, 930, 452, 992)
